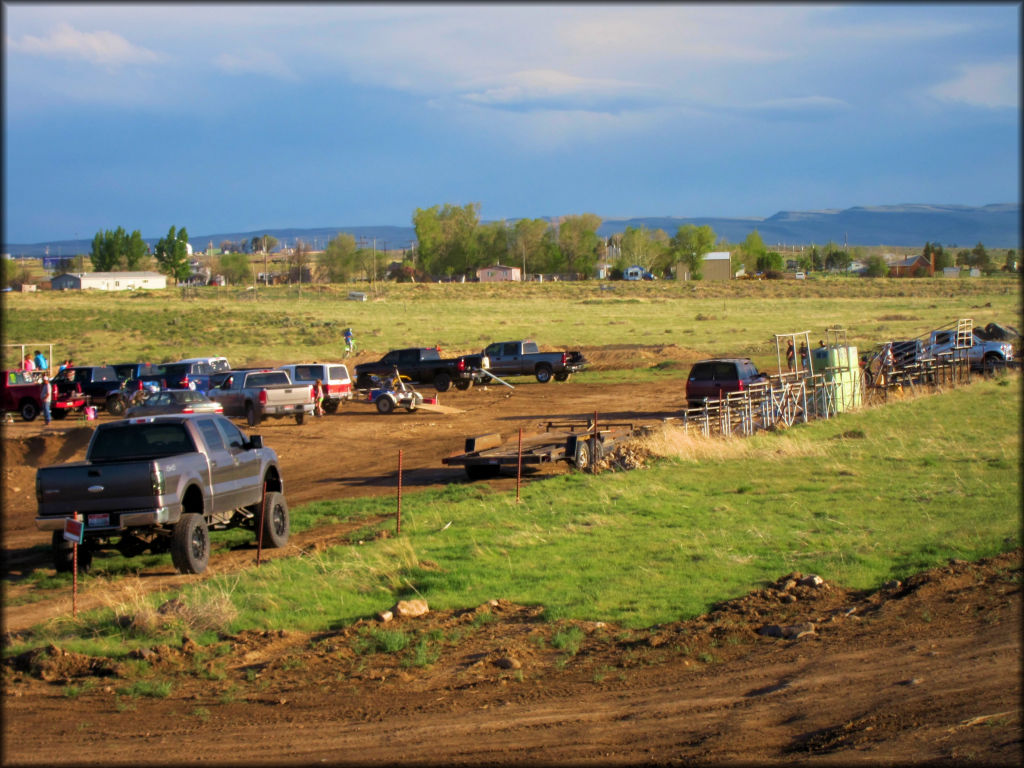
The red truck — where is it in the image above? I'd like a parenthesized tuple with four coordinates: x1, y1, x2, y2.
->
(2, 370, 86, 422)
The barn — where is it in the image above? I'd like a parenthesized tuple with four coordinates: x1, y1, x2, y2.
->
(476, 264, 521, 282)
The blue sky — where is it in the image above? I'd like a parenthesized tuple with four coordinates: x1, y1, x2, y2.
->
(3, 3, 1019, 243)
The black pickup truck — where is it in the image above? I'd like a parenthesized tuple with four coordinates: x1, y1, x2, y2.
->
(51, 365, 127, 415)
(354, 347, 488, 392)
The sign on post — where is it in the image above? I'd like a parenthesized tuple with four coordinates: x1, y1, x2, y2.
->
(63, 517, 84, 544)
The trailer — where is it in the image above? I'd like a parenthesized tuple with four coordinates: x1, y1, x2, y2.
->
(442, 417, 649, 480)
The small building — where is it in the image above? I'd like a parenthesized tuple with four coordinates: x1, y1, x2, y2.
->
(50, 271, 167, 291)
(476, 264, 521, 282)
(624, 265, 647, 281)
(888, 254, 933, 277)
(702, 252, 732, 281)
(941, 267, 961, 278)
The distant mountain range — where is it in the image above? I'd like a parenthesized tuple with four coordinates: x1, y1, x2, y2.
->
(4, 203, 1019, 258)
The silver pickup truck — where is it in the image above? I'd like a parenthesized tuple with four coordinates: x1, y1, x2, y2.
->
(35, 414, 288, 574)
(208, 369, 314, 426)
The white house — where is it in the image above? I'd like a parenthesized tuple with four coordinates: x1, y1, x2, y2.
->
(50, 271, 167, 291)
(476, 264, 521, 282)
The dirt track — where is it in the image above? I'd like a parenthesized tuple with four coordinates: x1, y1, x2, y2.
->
(2, 372, 1021, 764)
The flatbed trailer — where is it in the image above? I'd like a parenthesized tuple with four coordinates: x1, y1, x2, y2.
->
(442, 417, 648, 479)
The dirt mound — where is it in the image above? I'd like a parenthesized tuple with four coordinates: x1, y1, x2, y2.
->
(5, 425, 92, 468)
(4, 550, 1019, 764)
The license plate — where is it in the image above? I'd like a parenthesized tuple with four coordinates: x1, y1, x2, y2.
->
(88, 514, 109, 527)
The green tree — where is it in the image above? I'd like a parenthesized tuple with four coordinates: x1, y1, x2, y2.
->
(412, 203, 481, 277)
(970, 242, 990, 271)
(620, 225, 663, 272)
(218, 252, 252, 285)
(740, 229, 767, 274)
(319, 233, 358, 282)
(1004, 250, 1017, 272)
(511, 218, 551, 275)
(154, 226, 191, 283)
(756, 251, 784, 272)
(865, 254, 888, 277)
(670, 224, 716, 279)
(476, 220, 513, 268)
(555, 213, 602, 277)
(124, 230, 148, 270)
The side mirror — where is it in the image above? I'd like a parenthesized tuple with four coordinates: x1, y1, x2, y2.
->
(247, 435, 263, 450)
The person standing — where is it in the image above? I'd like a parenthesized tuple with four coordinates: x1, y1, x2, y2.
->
(23, 354, 35, 372)
(786, 340, 795, 372)
(313, 378, 325, 417)
(798, 343, 809, 371)
(41, 374, 52, 425)
(34, 350, 47, 372)
(343, 327, 354, 357)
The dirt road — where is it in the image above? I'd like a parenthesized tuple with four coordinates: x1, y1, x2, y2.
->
(3, 369, 1020, 763)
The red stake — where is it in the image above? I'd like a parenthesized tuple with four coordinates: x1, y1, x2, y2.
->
(256, 481, 267, 566)
(397, 449, 404, 534)
(72, 511, 79, 618)
(516, 427, 523, 503)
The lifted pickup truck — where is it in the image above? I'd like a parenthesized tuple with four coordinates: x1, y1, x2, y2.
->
(481, 340, 587, 383)
(34, 414, 288, 574)
(207, 369, 314, 426)
(2, 370, 86, 421)
(354, 347, 488, 392)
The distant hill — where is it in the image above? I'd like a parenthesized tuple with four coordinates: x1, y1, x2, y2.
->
(4, 203, 1019, 257)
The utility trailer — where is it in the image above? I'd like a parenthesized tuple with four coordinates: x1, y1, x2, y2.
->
(442, 417, 648, 480)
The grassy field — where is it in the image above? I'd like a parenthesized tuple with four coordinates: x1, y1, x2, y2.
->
(3, 276, 1019, 371)
(10, 374, 1019, 657)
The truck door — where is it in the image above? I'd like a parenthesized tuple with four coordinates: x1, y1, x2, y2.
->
(194, 417, 238, 511)
(215, 417, 262, 508)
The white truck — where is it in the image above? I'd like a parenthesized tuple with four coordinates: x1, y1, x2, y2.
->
(925, 328, 1014, 370)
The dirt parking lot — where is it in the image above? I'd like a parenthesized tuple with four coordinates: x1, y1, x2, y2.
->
(3, 372, 1020, 764)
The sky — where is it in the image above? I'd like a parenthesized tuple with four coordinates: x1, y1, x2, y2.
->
(3, 2, 1020, 244)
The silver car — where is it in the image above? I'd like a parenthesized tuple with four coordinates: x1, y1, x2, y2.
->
(124, 389, 224, 417)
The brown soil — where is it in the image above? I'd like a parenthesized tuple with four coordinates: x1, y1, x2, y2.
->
(2, 368, 1021, 764)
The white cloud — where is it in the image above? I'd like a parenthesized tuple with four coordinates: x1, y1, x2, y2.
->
(930, 60, 1019, 108)
(7, 22, 161, 66)
(458, 69, 656, 113)
(214, 51, 297, 82)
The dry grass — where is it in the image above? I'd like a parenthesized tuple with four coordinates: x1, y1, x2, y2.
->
(623, 423, 828, 464)
(101, 579, 239, 634)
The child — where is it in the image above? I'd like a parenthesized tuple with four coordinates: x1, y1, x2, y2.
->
(313, 378, 325, 417)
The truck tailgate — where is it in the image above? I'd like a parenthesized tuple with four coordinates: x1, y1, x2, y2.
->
(37, 461, 158, 520)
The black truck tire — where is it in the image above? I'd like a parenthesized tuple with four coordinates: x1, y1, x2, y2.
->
(295, 412, 305, 425)
(434, 372, 452, 392)
(258, 491, 290, 548)
(455, 379, 473, 391)
(535, 364, 553, 383)
(20, 400, 39, 422)
(554, 371, 570, 382)
(52, 530, 92, 573)
(171, 513, 210, 574)
(106, 395, 126, 416)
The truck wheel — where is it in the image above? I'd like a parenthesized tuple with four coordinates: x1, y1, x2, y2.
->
(106, 395, 126, 416)
(258, 491, 290, 548)
(455, 380, 473, 391)
(434, 373, 452, 392)
(535, 365, 553, 383)
(323, 400, 340, 413)
(52, 408, 68, 420)
(555, 372, 570, 382)
(572, 439, 591, 470)
(295, 412, 305, 425)
(355, 374, 373, 390)
(170, 513, 210, 574)
(19, 400, 39, 422)
(376, 396, 395, 414)
(984, 353, 1002, 372)
(52, 530, 92, 573)
(246, 403, 259, 427)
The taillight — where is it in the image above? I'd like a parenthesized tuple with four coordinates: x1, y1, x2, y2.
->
(214, 403, 223, 413)
(308, 385, 314, 401)
(561, 352, 567, 365)
(181, 374, 189, 388)
(137, 379, 143, 391)
(151, 466, 165, 495)
(458, 358, 466, 372)
(738, 381, 744, 391)
(259, 390, 268, 405)
(182, 407, 193, 413)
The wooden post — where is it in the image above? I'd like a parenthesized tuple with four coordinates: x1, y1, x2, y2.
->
(256, 481, 267, 566)
(396, 450, 403, 534)
(516, 427, 523, 503)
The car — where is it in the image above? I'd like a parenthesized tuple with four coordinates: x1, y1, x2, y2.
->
(153, 361, 218, 392)
(795, 271, 806, 280)
(124, 389, 224, 417)
(685, 358, 769, 406)
(176, 356, 231, 373)
(277, 363, 353, 412)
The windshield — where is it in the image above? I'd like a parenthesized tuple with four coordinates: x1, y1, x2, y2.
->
(89, 423, 196, 462)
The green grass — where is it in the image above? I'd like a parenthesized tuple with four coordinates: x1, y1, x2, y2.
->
(3, 277, 1018, 370)
(6, 375, 1018, 659)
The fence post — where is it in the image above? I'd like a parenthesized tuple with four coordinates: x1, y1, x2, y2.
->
(516, 428, 523, 503)
(72, 511, 79, 618)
